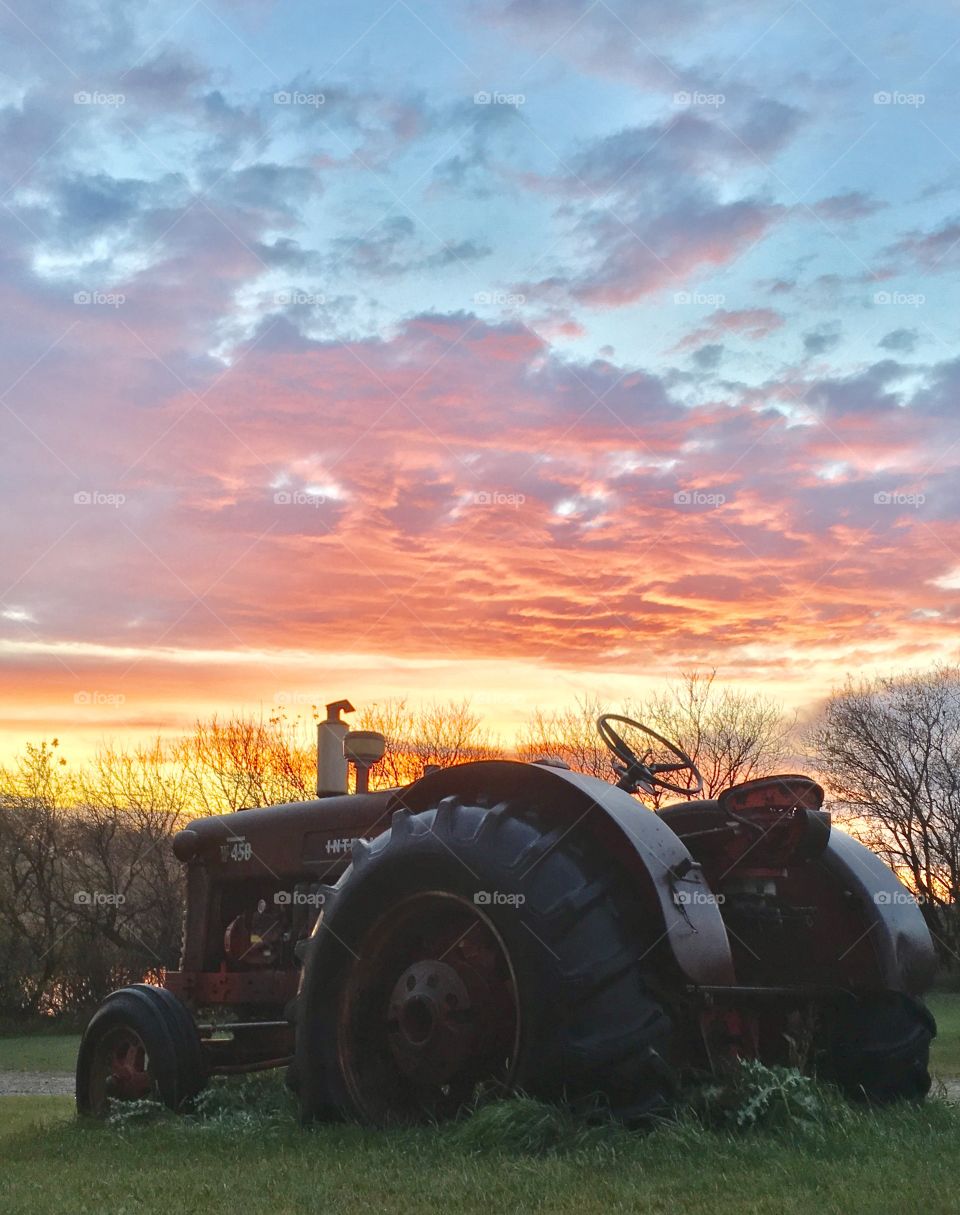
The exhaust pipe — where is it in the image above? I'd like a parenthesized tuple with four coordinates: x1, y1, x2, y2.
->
(317, 699, 354, 796)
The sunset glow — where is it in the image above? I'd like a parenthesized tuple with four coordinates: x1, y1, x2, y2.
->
(2, 1, 960, 758)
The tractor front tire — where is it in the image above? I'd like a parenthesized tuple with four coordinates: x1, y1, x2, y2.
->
(76, 984, 205, 1117)
(830, 992, 935, 1104)
(294, 798, 675, 1125)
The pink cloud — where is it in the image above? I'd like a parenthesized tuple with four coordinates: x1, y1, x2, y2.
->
(5, 310, 959, 692)
(674, 307, 786, 350)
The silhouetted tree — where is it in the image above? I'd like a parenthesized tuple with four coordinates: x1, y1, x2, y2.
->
(808, 665, 960, 961)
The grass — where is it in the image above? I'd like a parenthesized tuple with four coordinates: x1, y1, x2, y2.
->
(928, 992, 960, 1074)
(1, 994, 959, 1214)
(3, 1088, 960, 1215)
(0, 1034, 79, 1072)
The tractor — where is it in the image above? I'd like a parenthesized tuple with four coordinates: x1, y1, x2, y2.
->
(76, 700, 937, 1123)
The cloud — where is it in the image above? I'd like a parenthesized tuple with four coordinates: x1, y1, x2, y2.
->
(691, 343, 724, 370)
(802, 323, 842, 356)
(676, 307, 785, 349)
(206, 163, 322, 220)
(484, 0, 774, 90)
(811, 191, 885, 222)
(879, 328, 919, 354)
(327, 215, 491, 279)
(513, 100, 799, 308)
(5, 300, 960, 692)
(430, 97, 528, 194)
(886, 217, 960, 272)
(794, 359, 910, 417)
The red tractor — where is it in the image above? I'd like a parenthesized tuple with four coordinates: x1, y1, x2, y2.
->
(76, 702, 937, 1123)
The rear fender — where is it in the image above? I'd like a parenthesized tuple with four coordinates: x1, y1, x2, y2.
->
(822, 829, 937, 994)
(389, 760, 735, 987)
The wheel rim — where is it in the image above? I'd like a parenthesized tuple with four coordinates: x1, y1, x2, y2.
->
(337, 891, 521, 1123)
(87, 1026, 154, 1112)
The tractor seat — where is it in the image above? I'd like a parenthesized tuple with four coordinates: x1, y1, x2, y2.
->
(656, 775, 830, 864)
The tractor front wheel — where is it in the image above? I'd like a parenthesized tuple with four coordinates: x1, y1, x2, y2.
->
(76, 984, 205, 1117)
(293, 798, 676, 1125)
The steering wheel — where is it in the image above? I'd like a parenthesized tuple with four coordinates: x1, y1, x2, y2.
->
(596, 714, 704, 797)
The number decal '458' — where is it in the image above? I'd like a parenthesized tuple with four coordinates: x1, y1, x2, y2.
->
(220, 836, 253, 862)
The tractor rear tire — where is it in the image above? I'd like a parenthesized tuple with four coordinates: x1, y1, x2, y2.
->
(294, 798, 675, 1125)
(76, 985, 205, 1117)
(830, 992, 935, 1104)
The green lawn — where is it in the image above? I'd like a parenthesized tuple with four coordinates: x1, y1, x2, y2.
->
(928, 992, 960, 1074)
(1, 995, 958, 1215)
(0, 1034, 79, 1072)
(2, 1092, 960, 1215)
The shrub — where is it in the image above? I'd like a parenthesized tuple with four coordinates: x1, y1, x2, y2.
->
(688, 1060, 848, 1134)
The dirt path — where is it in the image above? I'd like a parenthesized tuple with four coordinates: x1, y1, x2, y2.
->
(0, 1071, 74, 1096)
(4, 1071, 960, 1102)
(937, 1077, 960, 1103)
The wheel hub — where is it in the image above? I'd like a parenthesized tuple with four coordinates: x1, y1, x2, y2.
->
(387, 959, 477, 1085)
(337, 891, 521, 1122)
(104, 1034, 152, 1100)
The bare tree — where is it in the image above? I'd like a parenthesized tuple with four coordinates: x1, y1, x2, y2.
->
(174, 712, 316, 814)
(62, 741, 194, 972)
(356, 698, 504, 788)
(640, 671, 794, 800)
(515, 696, 611, 778)
(0, 740, 72, 1014)
(516, 676, 792, 804)
(808, 666, 960, 959)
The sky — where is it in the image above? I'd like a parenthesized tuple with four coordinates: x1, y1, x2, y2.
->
(1, 0, 960, 757)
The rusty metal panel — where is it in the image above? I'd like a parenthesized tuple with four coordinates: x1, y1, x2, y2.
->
(164, 969, 299, 1006)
